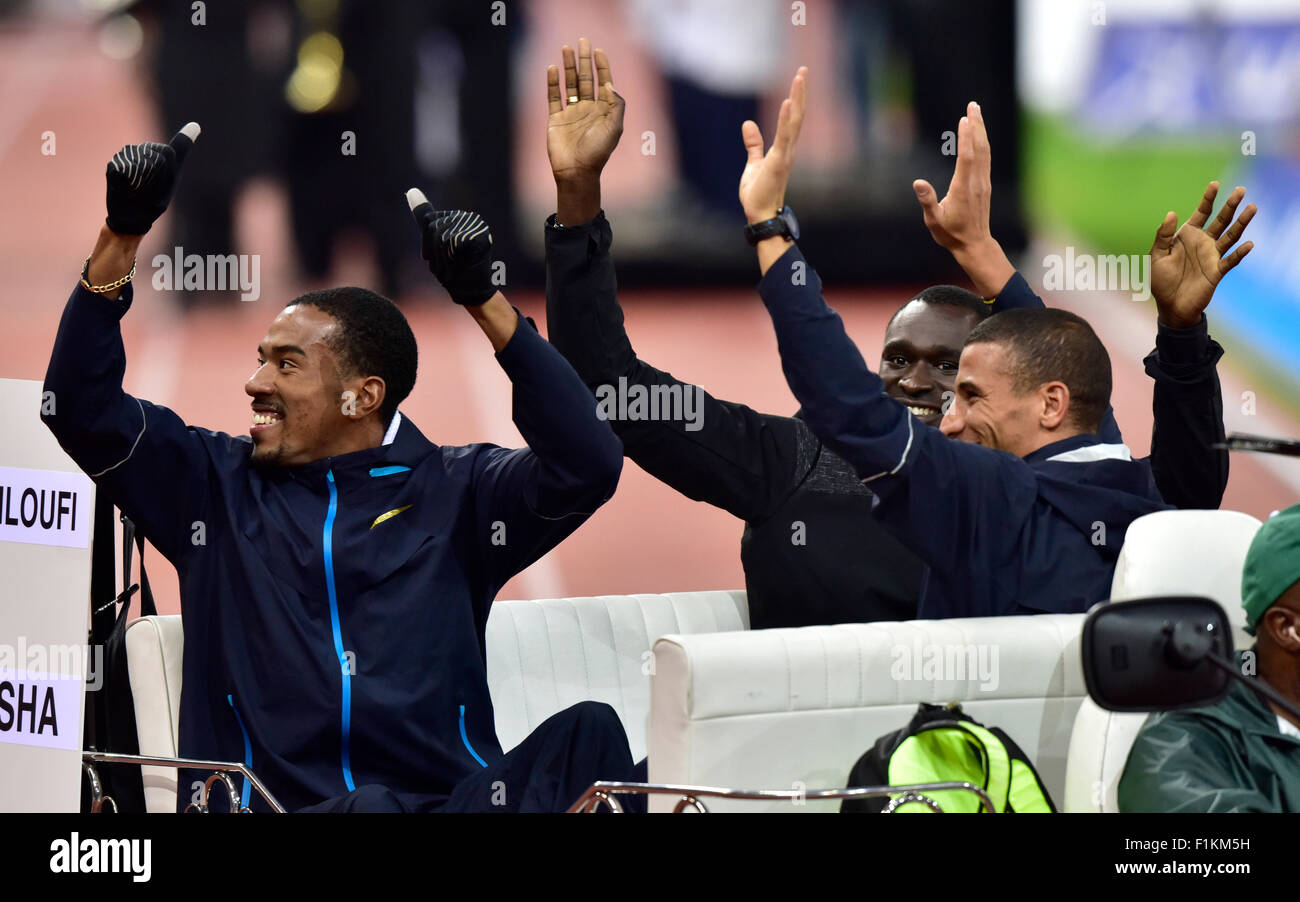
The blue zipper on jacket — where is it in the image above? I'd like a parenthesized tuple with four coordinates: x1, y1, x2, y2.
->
(227, 694, 252, 810)
(459, 704, 487, 767)
(324, 470, 356, 792)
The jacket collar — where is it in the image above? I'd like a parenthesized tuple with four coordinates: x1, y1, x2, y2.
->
(381, 410, 403, 446)
(262, 411, 437, 489)
(1188, 649, 1300, 744)
(1023, 433, 1133, 466)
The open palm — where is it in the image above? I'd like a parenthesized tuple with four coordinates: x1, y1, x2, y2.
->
(737, 67, 806, 223)
(1150, 182, 1255, 328)
(546, 41, 624, 181)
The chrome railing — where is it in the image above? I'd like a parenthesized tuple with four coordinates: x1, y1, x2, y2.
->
(81, 751, 286, 813)
(567, 780, 996, 813)
(81, 759, 993, 815)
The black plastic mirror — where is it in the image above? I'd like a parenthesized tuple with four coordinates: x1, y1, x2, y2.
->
(1082, 596, 1233, 712)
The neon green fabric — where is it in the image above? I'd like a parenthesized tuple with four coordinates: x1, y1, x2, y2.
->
(883, 722, 1049, 813)
(1007, 759, 1054, 813)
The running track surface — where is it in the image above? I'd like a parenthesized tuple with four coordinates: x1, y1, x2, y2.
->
(3, 22, 1297, 615)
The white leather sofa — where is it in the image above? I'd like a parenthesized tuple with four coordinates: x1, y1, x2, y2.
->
(647, 614, 1085, 812)
(1061, 509, 1262, 812)
(124, 589, 749, 812)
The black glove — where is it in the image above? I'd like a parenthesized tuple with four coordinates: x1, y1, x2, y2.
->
(407, 189, 497, 306)
(105, 122, 200, 235)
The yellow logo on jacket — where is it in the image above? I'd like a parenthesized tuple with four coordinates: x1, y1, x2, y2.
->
(370, 505, 412, 530)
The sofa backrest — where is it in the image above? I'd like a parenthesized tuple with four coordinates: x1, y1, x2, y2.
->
(648, 614, 1086, 812)
(1062, 508, 1264, 813)
(487, 590, 749, 760)
(124, 613, 185, 813)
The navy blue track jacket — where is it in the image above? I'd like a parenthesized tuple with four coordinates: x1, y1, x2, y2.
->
(758, 246, 1173, 619)
(42, 282, 622, 812)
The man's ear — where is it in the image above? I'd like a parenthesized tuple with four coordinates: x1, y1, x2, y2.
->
(1261, 606, 1300, 653)
(1038, 381, 1071, 430)
(341, 376, 386, 421)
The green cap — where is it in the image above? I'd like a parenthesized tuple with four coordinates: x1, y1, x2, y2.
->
(1242, 504, 1300, 635)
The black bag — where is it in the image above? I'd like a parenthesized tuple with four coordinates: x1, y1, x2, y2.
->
(82, 502, 157, 813)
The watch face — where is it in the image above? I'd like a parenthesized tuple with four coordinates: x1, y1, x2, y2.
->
(781, 205, 800, 240)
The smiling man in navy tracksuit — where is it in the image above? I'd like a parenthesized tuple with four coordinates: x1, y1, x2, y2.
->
(42, 123, 635, 812)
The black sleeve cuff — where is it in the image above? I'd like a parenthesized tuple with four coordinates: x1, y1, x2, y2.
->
(756, 243, 806, 297)
(72, 279, 135, 319)
(493, 307, 539, 367)
(544, 210, 612, 257)
(1145, 315, 1223, 383)
(1154, 314, 1211, 363)
(987, 271, 1042, 311)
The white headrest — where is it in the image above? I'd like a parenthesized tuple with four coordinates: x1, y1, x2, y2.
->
(1110, 509, 1262, 643)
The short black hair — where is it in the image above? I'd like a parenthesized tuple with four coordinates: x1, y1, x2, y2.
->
(964, 307, 1111, 433)
(286, 287, 417, 426)
(887, 285, 990, 329)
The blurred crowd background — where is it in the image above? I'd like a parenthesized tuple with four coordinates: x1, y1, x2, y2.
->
(2, 0, 1299, 610)
(9, 0, 1025, 292)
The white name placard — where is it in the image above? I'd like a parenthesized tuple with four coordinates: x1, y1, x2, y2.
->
(0, 667, 82, 751)
(0, 465, 93, 549)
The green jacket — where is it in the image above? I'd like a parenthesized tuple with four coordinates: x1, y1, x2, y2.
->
(1118, 662, 1300, 813)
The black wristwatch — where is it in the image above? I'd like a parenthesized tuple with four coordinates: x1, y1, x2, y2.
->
(744, 205, 800, 246)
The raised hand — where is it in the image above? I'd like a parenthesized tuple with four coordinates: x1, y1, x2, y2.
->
(912, 101, 1013, 298)
(547, 38, 625, 184)
(738, 67, 807, 225)
(1150, 182, 1256, 328)
(406, 189, 497, 306)
(913, 101, 991, 253)
(105, 122, 200, 235)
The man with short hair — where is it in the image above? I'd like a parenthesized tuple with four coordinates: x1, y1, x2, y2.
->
(914, 100, 1247, 513)
(1118, 504, 1300, 812)
(744, 71, 1255, 617)
(943, 306, 1114, 457)
(42, 125, 634, 812)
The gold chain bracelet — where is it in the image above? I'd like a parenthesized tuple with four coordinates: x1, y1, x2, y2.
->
(80, 254, 136, 294)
